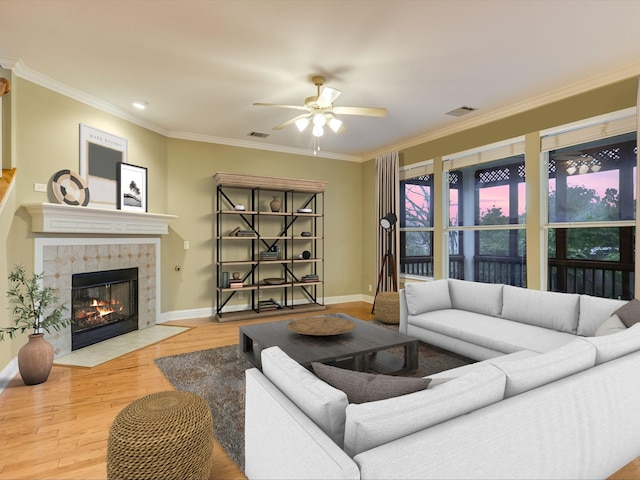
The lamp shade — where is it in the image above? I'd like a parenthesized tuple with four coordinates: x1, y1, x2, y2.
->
(295, 117, 310, 132)
(380, 212, 397, 229)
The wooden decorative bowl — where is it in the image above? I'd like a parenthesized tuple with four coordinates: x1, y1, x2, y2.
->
(287, 316, 355, 336)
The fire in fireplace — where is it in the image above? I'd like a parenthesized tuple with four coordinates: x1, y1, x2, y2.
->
(71, 267, 138, 350)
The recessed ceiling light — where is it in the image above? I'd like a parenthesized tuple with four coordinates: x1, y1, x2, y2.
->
(132, 100, 148, 110)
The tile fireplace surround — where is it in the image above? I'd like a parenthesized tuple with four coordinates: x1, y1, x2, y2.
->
(25, 203, 176, 358)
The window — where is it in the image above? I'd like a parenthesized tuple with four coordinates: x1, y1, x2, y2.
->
(545, 123, 636, 299)
(400, 174, 434, 277)
(447, 156, 526, 286)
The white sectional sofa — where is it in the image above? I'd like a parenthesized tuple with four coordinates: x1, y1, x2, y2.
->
(400, 278, 627, 360)
(245, 281, 640, 479)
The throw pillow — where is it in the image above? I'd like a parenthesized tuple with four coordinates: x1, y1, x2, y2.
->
(613, 299, 640, 328)
(312, 362, 430, 404)
(595, 314, 627, 336)
(404, 279, 452, 316)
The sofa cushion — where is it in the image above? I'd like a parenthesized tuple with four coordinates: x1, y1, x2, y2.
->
(580, 323, 640, 364)
(408, 309, 576, 355)
(342, 363, 506, 457)
(502, 285, 580, 334)
(261, 347, 348, 447)
(578, 295, 627, 336)
(491, 338, 596, 397)
(311, 363, 430, 404)
(595, 314, 627, 336)
(404, 280, 452, 315)
(613, 299, 640, 328)
(448, 279, 503, 317)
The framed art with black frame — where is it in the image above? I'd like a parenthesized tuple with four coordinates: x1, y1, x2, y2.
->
(117, 162, 147, 212)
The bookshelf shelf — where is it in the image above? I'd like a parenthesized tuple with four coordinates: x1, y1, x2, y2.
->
(214, 172, 326, 321)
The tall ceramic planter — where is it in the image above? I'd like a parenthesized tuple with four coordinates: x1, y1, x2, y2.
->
(17, 333, 54, 385)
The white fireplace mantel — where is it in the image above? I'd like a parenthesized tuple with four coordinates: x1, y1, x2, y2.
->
(24, 203, 177, 235)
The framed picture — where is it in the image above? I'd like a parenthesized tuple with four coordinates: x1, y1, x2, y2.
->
(79, 124, 128, 209)
(117, 163, 148, 212)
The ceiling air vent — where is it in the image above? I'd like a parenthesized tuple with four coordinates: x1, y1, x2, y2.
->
(446, 106, 477, 117)
(248, 131, 270, 138)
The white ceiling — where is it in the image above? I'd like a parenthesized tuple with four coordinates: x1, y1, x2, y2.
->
(2, 0, 640, 161)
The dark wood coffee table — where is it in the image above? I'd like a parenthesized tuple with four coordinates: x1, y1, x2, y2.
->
(239, 316, 418, 374)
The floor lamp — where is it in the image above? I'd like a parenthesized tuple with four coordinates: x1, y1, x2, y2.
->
(372, 212, 398, 313)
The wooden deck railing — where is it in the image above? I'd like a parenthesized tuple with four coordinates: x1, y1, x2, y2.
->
(401, 254, 632, 300)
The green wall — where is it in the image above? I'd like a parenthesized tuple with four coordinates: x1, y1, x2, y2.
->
(163, 138, 364, 313)
(1, 73, 638, 373)
(401, 78, 637, 166)
(389, 77, 637, 285)
(0, 77, 366, 371)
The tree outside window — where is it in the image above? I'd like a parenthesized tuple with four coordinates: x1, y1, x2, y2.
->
(548, 134, 636, 299)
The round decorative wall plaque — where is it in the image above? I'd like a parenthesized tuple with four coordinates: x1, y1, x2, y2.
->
(51, 169, 90, 206)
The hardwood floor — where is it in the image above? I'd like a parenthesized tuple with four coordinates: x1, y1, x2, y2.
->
(0, 301, 638, 480)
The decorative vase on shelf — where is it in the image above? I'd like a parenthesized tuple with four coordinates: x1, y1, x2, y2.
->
(18, 333, 54, 385)
(270, 196, 281, 212)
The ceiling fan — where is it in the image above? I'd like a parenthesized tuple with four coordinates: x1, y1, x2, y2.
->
(253, 75, 387, 137)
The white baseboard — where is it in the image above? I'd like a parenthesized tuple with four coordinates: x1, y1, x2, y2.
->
(158, 294, 374, 323)
(158, 307, 214, 323)
(0, 357, 19, 395)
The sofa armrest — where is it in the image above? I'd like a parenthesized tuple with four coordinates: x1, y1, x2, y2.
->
(245, 368, 359, 480)
(399, 289, 408, 334)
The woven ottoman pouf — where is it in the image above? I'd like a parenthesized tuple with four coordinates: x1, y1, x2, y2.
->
(375, 291, 400, 324)
(107, 390, 214, 480)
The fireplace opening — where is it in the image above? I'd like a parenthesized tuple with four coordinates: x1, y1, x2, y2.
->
(71, 267, 138, 350)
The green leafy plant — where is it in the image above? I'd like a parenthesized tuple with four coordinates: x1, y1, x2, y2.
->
(1, 265, 69, 341)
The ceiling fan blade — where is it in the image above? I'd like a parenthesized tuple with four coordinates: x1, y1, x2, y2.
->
(316, 87, 341, 108)
(273, 113, 311, 130)
(333, 106, 387, 117)
(253, 102, 309, 112)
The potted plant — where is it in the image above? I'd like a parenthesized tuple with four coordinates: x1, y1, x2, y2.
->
(1, 265, 69, 385)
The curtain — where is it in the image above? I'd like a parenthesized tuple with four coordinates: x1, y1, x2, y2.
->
(375, 151, 400, 293)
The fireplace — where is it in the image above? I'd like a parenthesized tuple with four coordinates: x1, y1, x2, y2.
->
(71, 267, 139, 350)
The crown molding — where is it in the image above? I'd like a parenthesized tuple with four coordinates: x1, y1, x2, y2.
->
(9, 58, 361, 162)
(168, 131, 361, 162)
(11, 59, 169, 137)
(7, 57, 640, 164)
(363, 62, 640, 161)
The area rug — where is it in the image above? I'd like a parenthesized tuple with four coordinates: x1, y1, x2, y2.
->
(154, 318, 473, 471)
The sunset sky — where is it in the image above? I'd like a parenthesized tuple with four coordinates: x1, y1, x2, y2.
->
(407, 168, 633, 226)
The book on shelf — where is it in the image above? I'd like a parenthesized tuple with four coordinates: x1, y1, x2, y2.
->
(258, 298, 283, 311)
(259, 251, 279, 260)
(229, 280, 244, 288)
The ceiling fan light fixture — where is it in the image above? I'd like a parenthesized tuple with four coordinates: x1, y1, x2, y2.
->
(328, 116, 342, 133)
(312, 125, 324, 137)
(295, 117, 310, 132)
(313, 113, 326, 127)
